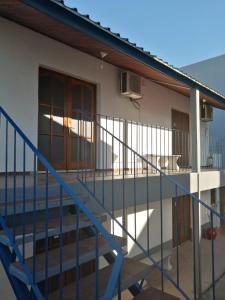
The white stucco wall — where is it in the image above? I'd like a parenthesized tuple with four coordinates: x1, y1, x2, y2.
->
(110, 199, 172, 258)
(200, 189, 220, 228)
(0, 17, 189, 171)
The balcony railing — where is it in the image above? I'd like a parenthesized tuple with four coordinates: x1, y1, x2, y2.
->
(76, 110, 225, 300)
(201, 133, 225, 170)
(82, 113, 191, 175)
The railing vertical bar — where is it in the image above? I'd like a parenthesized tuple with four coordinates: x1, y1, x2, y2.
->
(32, 153, 37, 284)
(134, 152, 137, 241)
(13, 129, 17, 243)
(119, 118, 121, 175)
(106, 115, 108, 177)
(102, 127, 105, 206)
(76, 206, 80, 300)
(84, 114, 87, 183)
(210, 211, 216, 300)
(91, 112, 94, 185)
(136, 122, 138, 175)
(168, 128, 170, 175)
(122, 143, 126, 231)
(117, 273, 121, 300)
(160, 173, 164, 292)
(175, 185, 180, 287)
(146, 164, 150, 255)
(93, 114, 96, 195)
(163, 127, 165, 174)
(147, 124, 149, 175)
(151, 125, 153, 174)
(22, 141, 26, 262)
(77, 111, 81, 179)
(59, 185, 63, 300)
(156, 126, 158, 174)
(131, 121, 133, 175)
(112, 135, 115, 235)
(95, 227, 99, 300)
(4, 120, 8, 219)
(45, 169, 49, 299)
(142, 122, 144, 174)
(192, 197, 197, 300)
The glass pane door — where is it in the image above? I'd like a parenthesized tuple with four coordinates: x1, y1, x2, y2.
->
(67, 79, 95, 169)
(38, 69, 66, 170)
(38, 68, 96, 170)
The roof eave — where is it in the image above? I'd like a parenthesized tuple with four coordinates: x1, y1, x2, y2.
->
(20, 0, 225, 107)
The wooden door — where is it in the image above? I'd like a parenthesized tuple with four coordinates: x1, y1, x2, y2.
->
(220, 187, 225, 227)
(172, 109, 190, 168)
(67, 78, 96, 170)
(172, 195, 191, 246)
(38, 69, 67, 170)
(38, 68, 96, 170)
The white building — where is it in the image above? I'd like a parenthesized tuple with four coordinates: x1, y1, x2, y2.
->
(0, 1, 225, 299)
(183, 54, 225, 168)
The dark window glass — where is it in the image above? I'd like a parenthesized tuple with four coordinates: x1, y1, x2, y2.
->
(39, 135, 50, 160)
(52, 108, 64, 136)
(70, 112, 80, 138)
(39, 105, 51, 134)
(83, 138, 92, 161)
(52, 77, 64, 108)
(83, 86, 92, 114)
(71, 138, 80, 161)
(72, 84, 82, 112)
(52, 136, 64, 163)
(39, 76, 51, 105)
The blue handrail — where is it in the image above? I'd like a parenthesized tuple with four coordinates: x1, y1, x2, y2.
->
(0, 106, 125, 300)
(96, 119, 225, 221)
(77, 112, 224, 300)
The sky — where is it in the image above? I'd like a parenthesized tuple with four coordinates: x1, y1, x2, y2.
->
(64, 0, 225, 68)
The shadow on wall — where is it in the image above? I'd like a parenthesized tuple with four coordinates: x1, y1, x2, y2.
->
(111, 200, 173, 259)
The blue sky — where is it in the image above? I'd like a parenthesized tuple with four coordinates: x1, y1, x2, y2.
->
(65, 0, 225, 67)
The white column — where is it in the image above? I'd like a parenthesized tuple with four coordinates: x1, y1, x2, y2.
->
(190, 89, 202, 297)
(190, 89, 201, 172)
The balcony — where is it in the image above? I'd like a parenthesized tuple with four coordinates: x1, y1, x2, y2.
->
(48, 111, 225, 179)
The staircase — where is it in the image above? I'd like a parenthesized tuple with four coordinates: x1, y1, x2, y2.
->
(0, 107, 222, 300)
(0, 107, 181, 299)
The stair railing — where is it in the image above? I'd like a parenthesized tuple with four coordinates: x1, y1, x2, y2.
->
(0, 106, 124, 300)
(76, 111, 225, 300)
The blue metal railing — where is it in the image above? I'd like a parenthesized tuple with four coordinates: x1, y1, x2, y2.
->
(0, 106, 125, 300)
(76, 111, 225, 300)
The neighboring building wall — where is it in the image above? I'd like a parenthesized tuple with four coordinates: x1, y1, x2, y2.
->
(182, 54, 225, 139)
(0, 17, 189, 171)
(182, 56, 225, 167)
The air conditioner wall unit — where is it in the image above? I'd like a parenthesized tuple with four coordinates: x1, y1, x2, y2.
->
(120, 71, 142, 100)
(201, 103, 213, 122)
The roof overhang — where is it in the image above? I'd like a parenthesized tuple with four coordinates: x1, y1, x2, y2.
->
(1, 0, 225, 109)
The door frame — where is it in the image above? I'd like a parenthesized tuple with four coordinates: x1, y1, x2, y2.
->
(38, 67, 97, 171)
(172, 195, 191, 247)
(171, 109, 190, 168)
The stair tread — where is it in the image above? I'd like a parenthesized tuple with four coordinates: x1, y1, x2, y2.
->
(133, 287, 180, 300)
(0, 195, 75, 215)
(48, 258, 150, 300)
(0, 214, 107, 246)
(10, 235, 126, 284)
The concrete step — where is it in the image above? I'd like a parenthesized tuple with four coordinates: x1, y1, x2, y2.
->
(48, 258, 150, 300)
(9, 235, 126, 284)
(0, 194, 79, 215)
(0, 213, 107, 246)
(133, 287, 180, 300)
